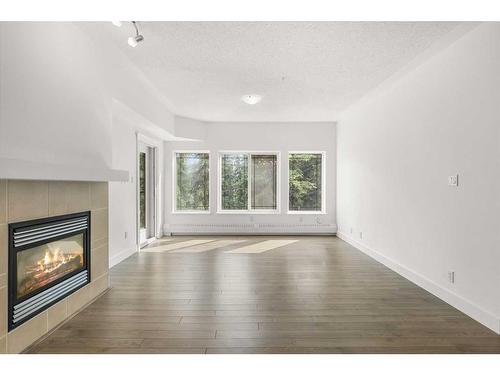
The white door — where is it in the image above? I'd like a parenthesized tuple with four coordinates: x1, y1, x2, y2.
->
(138, 143, 156, 247)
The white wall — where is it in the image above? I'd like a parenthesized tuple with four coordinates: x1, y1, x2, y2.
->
(164, 121, 337, 234)
(0, 22, 177, 266)
(174, 116, 208, 140)
(108, 105, 169, 266)
(0, 23, 112, 168)
(337, 23, 500, 333)
(108, 106, 138, 267)
(0, 23, 177, 167)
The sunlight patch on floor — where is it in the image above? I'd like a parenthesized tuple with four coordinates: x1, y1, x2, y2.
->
(168, 239, 248, 253)
(141, 238, 174, 249)
(225, 239, 299, 254)
(140, 239, 216, 253)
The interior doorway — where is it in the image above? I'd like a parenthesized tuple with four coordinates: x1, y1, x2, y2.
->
(137, 139, 158, 248)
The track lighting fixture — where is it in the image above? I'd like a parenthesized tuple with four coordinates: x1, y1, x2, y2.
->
(110, 21, 145, 47)
(128, 21, 144, 47)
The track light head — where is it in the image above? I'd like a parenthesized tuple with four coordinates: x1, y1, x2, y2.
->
(128, 21, 144, 47)
(127, 34, 144, 48)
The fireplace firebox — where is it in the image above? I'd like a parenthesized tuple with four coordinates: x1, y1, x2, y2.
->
(8, 211, 91, 331)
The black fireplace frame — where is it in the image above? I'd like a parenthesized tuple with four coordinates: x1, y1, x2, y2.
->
(8, 211, 91, 331)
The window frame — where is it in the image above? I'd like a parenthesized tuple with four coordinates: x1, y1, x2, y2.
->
(139, 151, 147, 228)
(217, 151, 281, 214)
(172, 150, 211, 214)
(287, 151, 326, 215)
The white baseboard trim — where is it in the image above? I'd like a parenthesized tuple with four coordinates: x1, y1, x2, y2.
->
(163, 223, 337, 235)
(337, 231, 500, 334)
(109, 247, 137, 268)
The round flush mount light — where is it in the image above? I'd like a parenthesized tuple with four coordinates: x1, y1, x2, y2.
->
(111, 21, 122, 27)
(241, 94, 262, 105)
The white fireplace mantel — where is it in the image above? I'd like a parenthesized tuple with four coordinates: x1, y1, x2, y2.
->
(0, 157, 129, 182)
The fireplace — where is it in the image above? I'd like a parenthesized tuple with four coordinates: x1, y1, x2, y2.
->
(8, 211, 91, 331)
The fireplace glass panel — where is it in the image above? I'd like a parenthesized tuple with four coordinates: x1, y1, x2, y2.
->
(16, 233, 85, 299)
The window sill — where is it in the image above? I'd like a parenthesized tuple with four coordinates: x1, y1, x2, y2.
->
(287, 211, 327, 215)
(172, 210, 211, 214)
(217, 210, 280, 215)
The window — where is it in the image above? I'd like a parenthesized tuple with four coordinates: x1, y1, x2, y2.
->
(174, 152, 210, 212)
(219, 152, 279, 212)
(221, 154, 248, 210)
(288, 152, 324, 212)
(251, 155, 277, 210)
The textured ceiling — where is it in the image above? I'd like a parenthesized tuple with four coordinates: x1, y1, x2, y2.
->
(108, 22, 461, 122)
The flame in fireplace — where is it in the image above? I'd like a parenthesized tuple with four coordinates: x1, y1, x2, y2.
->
(16, 233, 85, 298)
(35, 248, 80, 275)
(43, 250, 52, 265)
(18, 241, 84, 298)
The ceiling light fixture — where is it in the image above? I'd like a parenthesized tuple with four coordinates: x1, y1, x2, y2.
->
(111, 21, 122, 27)
(127, 21, 144, 48)
(241, 94, 262, 105)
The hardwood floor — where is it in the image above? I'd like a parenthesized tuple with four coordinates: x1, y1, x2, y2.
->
(27, 236, 500, 353)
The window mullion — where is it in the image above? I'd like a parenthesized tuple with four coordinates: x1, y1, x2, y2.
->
(248, 153, 252, 211)
(218, 154, 221, 212)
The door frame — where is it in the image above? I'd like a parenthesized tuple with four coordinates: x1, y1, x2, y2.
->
(136, 133, 162, 249)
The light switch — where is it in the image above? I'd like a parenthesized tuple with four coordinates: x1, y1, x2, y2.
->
(448, 175, 458, 187)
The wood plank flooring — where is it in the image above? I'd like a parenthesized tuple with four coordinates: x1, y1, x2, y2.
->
(27, 236, 500, 353)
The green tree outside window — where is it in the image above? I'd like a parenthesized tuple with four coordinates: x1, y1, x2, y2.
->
(289, 153, 322, 211)
(176, 153, 210, 211)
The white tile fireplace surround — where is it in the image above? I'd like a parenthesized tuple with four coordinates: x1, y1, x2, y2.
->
(0, 179, 110, 353)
